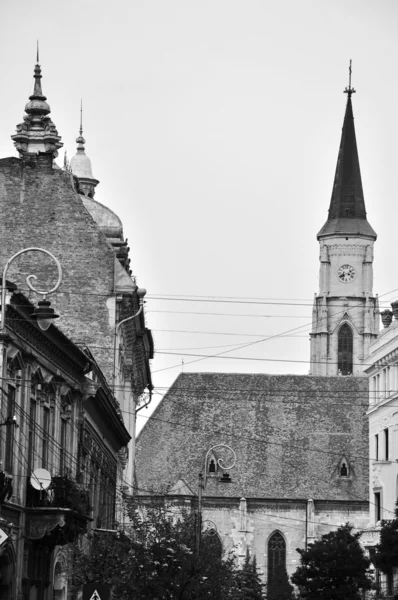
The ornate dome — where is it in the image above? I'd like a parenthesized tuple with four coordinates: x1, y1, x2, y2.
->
(80, 195, 123, 238)
(70, 151, 95, 179)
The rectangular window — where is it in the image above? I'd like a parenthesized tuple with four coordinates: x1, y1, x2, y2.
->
(42, 407, 49, 469)
(375, 434, 379, 461)
(370, 377, 376, 405)
(4, 386, 15, 473)
(385, 428, 389, 461)
(375, 492, 381, 522)
(28, 399, 36, 473)
(60, 418, 67, 474)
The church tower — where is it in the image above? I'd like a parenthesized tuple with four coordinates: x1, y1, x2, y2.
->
(310, 69, 379, 376)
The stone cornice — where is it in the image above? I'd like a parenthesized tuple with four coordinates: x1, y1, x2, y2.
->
(364, 346, 398, 375)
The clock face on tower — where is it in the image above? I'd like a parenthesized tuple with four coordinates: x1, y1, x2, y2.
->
(337, 264, 356, 283)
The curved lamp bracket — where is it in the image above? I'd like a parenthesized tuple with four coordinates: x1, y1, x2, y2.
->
(22, 249, 63, 298)
(1, 247, 62, 330)
(204, 444, 236, 489)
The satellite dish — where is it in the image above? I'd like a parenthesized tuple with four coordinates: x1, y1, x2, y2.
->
(30, 468, 51, 491)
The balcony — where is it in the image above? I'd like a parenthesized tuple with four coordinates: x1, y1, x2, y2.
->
(25, 475, 92, 546)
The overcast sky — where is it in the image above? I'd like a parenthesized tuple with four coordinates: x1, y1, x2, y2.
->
(1, 1, 398, 432)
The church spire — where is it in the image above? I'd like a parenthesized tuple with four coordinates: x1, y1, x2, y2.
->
(317, 62, 376, 240)
(11, 49, 63, 159)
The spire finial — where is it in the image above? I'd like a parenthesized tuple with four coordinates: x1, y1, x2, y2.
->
(76, 100, 86, 151)
(63, 150, 71, 171)
(344, 59, 356, 98)
(80, 99, 83, 136)
(11, 54, 63, 159)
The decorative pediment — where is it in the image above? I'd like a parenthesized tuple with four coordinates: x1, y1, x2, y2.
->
(31, 367, 44, 388)
(43, 374, 57, 394)
(60, 387, 73, 407)
(6, 347, 24, 371)
(168, 479, 194, 496)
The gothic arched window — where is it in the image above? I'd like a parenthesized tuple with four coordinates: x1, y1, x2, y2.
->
(203, 530, 222, 559)
(338, 323, 353, 375)
(268, 531, 286, 585)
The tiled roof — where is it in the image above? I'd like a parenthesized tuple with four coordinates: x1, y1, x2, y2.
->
(136, 372, 369, 502)
(317, 217, 376, 238)
(318, 95, 376, 240)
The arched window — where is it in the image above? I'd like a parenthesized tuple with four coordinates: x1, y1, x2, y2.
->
(268, 531, 286, 585)
(338, 324, 353, 375)
(203, 529, 223, 559)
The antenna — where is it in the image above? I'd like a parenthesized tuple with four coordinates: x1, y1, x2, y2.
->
(344, 59, 356, 97)
(36, 40, 39, 64)
(30, 468, 51, 491)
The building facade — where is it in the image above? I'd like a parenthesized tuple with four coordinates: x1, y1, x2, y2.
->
(0, 283, 130, 600)
(0, 57, 154, 597)
(363, 307, 398, 595)
(0, 58, 153, 497)
(136, 83, 375, 587)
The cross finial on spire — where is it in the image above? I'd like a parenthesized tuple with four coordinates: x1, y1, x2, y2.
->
(344, 59, 356, 98)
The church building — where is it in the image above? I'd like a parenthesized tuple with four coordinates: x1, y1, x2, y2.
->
(135, 79, 375, 586)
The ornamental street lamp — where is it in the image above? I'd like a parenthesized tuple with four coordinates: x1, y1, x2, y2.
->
(0, 248, 62, 414)
(203, 444, 237, 489)
(1, 247, 62, 333)
(196, 444, 237, 556)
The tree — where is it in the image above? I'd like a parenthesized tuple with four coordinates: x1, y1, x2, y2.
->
(237, 549, 264, 600)
(291, 523, 372, 600)
(69, 498, 246, 600)
(267, 563, 294, 600)
(374, 500, 398, 596)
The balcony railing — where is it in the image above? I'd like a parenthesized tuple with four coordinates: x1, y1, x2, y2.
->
(25, 475, 92, 545)
(26, 475, 91, 517)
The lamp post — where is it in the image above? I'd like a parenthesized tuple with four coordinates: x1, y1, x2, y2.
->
(196, 444, 237, 556)
(0, 248, 62, 412)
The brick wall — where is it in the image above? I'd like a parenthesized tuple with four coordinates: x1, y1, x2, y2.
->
(0, 156, 116, 379)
